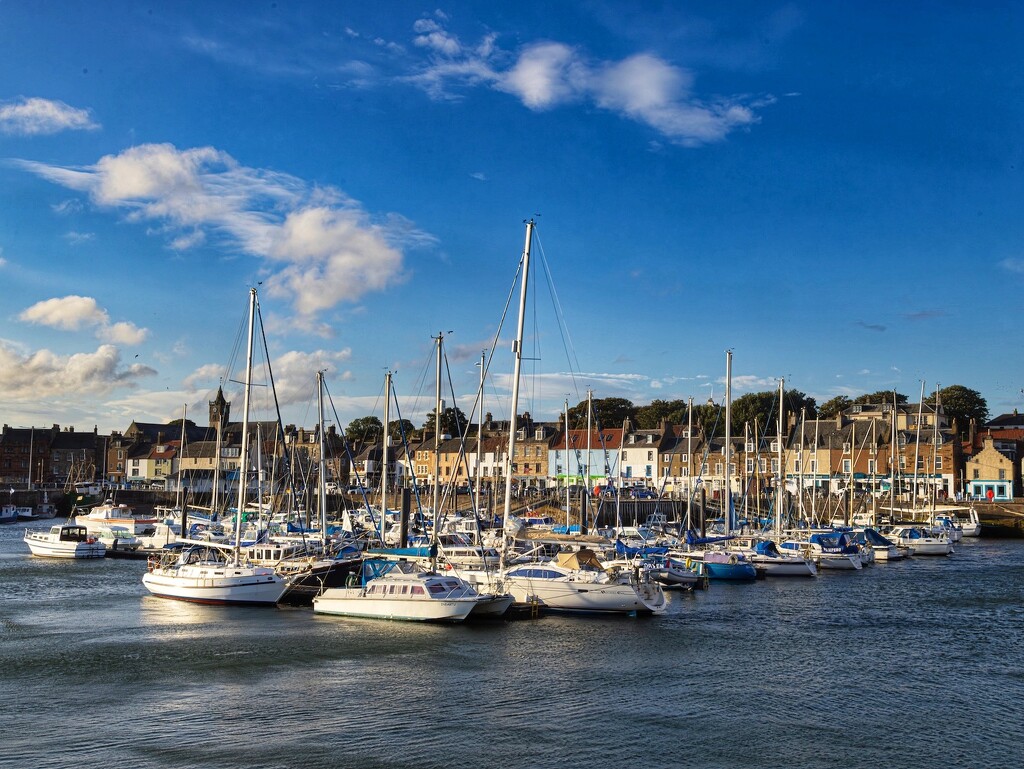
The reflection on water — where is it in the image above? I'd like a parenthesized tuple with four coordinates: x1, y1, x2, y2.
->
(1, 522, 1022, 769)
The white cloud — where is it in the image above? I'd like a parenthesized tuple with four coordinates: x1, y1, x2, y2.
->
(63, 231, 94, 244)
(0, 97, 99, 135)
(18, 295, 149, 345)
(405, 19, 766, 146)
(98, 321, 149, 346)
(0, 340, 154, 400)
(19, 143, 421, 320)
(999, 258, 1024, 275)
(19, 295, 108, 330)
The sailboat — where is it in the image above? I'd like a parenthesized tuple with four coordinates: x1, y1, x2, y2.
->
(142, 288, 286, 606)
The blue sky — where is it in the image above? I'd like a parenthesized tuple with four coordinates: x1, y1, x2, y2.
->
(1, 2, 1022, 434)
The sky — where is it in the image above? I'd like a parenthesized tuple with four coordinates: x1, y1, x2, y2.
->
(2, 1, 1023, 436)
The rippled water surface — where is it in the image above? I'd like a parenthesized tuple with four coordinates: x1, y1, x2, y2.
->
(2, 521, 1022, 769)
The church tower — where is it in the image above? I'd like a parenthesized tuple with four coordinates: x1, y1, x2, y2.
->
(209, 386, 230, 428)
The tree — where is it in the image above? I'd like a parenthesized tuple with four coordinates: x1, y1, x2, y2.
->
(566, 397, 635, 430)
(345, 415, 382, 443)
(930, 384, 988, 437)
(818, 395, 852, 420)
(387, 419, 417, 443)
(634, 399, 688, 429)
(854, 391, 908, 405)
(422, 406, 468, 438)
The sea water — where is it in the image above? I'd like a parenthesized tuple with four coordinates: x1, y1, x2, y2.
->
(2, 520, 1022, 769)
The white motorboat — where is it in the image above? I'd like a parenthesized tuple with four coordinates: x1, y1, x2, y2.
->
(0, 505, 19, 525)
(312, 560, 481, 622)
(501, 548, 667, 615)
(886, 525, 953, 556)
(75, 499, 157, 536)
(957, 507, 982, 537)
(851, 528, 906, 561)
(24, 524, 106, 559)
(97, 525, 143, 553)
(143, 542, 286, 605)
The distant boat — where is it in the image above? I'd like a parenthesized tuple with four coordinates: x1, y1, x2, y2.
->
(0, 505, 18, 525)
(75, 499, 157, 536)
(24, 524, 106, 559)
(885, 525, 953, 556)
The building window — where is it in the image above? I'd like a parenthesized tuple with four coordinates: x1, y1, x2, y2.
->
(714, 462, 723, 475)
(935, 457, 942, 470)
(794, 459, 801, 473)
(843, 442, 851, 454)
(999, 469, 1006, 481)
(868, 459, 876, 474)
(810, 459, 818, 473)
(746, 459, 754, 473)
(973, 469, 979, 480)
(842, 459, 851, 474)
(647, 451, 654, 461)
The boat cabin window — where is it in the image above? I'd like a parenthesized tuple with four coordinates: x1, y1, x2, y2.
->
(411, 586, 424, 595)
(428, 583, 445, 594)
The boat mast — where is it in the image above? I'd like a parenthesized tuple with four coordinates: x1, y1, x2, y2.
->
(500, 219, 534, 565)
(811, 415, 820, 524)
(585, 387, 593, 533)
(798, 407, 806, 525)
(930, 383, 940, 524)
(317, 370, 328, 548)
(564, 399, 571, 529)
(724, 350, 732, 534)
(912, 380, 926, 514)
(775, 376, 783, 534)
(233, 287, 258, 566)
(475, 352, 485, 516)
(176, 404, 186, 510)
(382, 370, 391, 520)
(27, 426, 34, 491)
(686, 396, 693, 533)
(432, 332, 443, 572)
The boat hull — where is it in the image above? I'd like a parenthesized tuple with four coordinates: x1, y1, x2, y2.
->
(312, 588, 477, 622)
(503, 576, 665, 614)
(24, 537, 105, 559)
(142, 566, 285, 605)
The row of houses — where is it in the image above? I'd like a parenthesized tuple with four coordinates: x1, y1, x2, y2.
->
(4, 395, 1023, 502)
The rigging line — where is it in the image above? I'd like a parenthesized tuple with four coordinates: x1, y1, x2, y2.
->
(255, 295, 298, 515)
(533, 226, 585, 403)
(440, 345, 485, 521)
(323, 378, 383, 545)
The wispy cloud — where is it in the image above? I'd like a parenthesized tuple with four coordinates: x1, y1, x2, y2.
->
(902, 309, 946, 321)
(18, 143, 430, 320)
(855, 320, 886, 332)
(63, 231, 94, 245)
(402, 17, 768, 146)
(999, 258, 1024, 274)
(0, 97, 99, 136)
(18, 295, 149, 345)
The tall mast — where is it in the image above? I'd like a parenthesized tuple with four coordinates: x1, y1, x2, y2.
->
(475, 352, 485, 515)
(798, 407, 806, 524)
(775, 376, 784, 534)
(585, 387, 593, 532)
(912, 380, 926, 514)
(317, 370, 328, 548)
(432, 332, 443, 572)
(686, 397, 693, 532)
(930, 383, 940, 523)
(811, 415, 820, 523)
(233, 287, 258, 566)
(724, 350, 732, 534)
(564, 398, 571, 529)
(27, 427, 34, 491)
(501, 219, 534, 564)
(382, 370, 391, 519)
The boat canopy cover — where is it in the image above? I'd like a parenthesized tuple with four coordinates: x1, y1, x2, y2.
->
(554, 548, 604, 571)
(684, 530, 735, 546)
(615, 540, 669, 557)
(753, 540, 782, 557)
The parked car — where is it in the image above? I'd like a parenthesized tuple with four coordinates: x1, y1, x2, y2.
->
(631, 488, 657, 500)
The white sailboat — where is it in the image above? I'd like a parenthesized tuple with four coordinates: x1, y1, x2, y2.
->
(142, 288, 286, 606)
